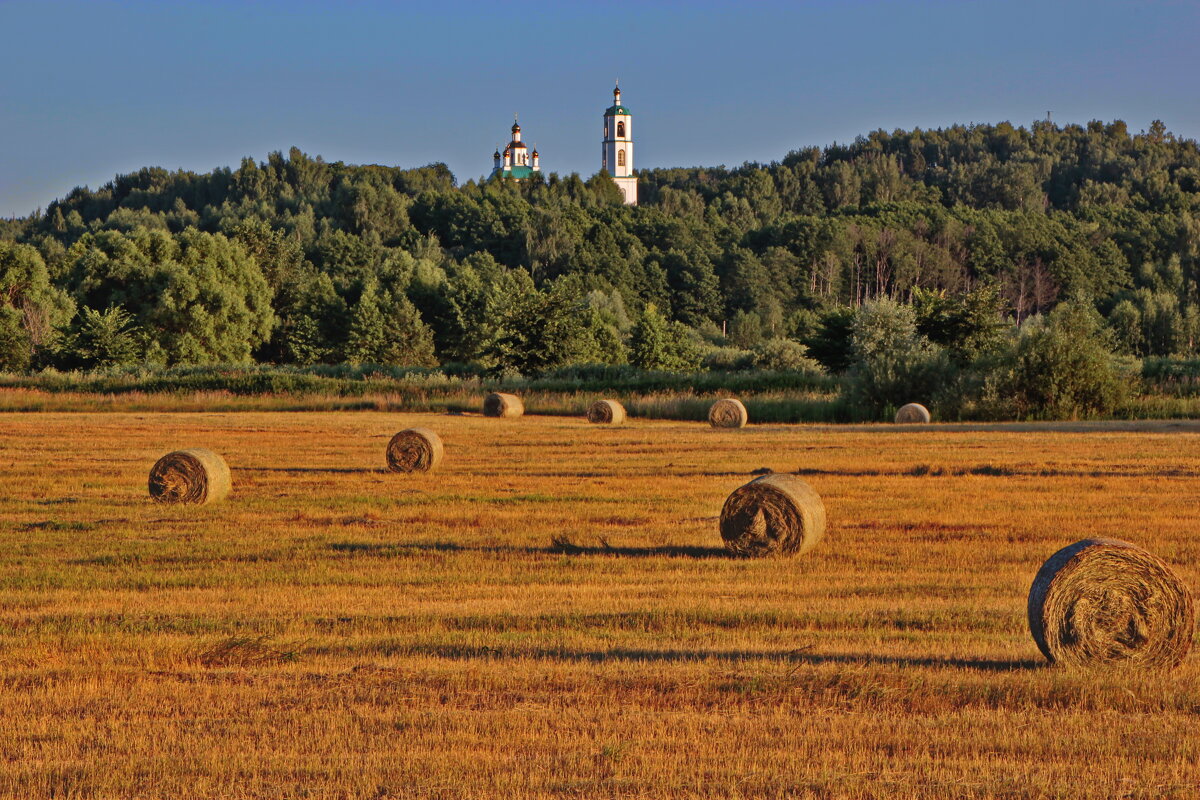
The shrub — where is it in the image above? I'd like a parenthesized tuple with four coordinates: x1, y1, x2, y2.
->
(484, 284, 598, 375)
(913, 283, 1008, 360)
(0, 306, 32, 372)
(986, 303, 1133, 419)
(801, 306, 856, 373)
(727, 310, 764, 348)
(701, 346, 755, 372)
(844, 298, 950, 416)
(752, 338, 822, 373)
(343, 281, 437, 367)
(629, 304, 700, 371)
(69, 305, 144, 369)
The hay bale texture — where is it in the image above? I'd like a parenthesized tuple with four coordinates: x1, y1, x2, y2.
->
(587, 399, 626, 425)
(484, 392, 524, 418)
(719, 473, 826, 557)
(709, 398, 748, 428)
(895, 403, 931, 423)
(148, 448, 231, 505)
(1028, 538, 1195, 670)
(386, 428, 443, 473)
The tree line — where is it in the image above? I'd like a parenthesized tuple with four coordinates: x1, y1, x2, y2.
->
(1, 119, 1199, 394)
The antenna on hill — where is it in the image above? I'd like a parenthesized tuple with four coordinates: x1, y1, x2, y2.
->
(1047, 111, 1053, 123)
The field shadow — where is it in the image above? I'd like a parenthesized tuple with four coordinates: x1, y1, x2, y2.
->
(548, 538, 728, 558)
(327, 540, 730, 559)
(469, 471, 620, 479)
(695, 468, 890, 478)
(788, 420, 1200, 435)
(409, 643, 1041, 672)
(329, 541, 473, 555)
(18, 518, 131, 532)
(241, 467, 385, 475)
(691, 465, 1200, 479)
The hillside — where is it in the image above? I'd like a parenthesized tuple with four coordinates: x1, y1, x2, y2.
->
(1, 119, 1198, 381)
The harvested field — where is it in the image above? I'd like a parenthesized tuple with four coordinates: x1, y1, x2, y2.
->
(0, 411, 1198, 799)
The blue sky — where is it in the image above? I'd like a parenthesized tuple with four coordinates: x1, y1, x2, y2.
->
(2, 0, 1198, 217)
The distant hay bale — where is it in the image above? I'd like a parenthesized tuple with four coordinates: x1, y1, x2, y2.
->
(708, 398, 748, 428)
(586, 399, 626, 425)
(895, 403, 931, 423)
(719, 473, 826, 557)
(148, 448, 231, 505)
(386, 428, 443, 473)
(484, 392, 524, 418)
(1028, 538, 1195, 670)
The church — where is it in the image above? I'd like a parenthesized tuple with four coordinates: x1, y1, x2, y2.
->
(489, 84, 637, 205)
(491, 117, 540, 180)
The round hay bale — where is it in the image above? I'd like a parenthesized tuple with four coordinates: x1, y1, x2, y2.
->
(708, 398, 748, 428)
(386, 428, 443, 473)
(1028, 538, 1195, 670)
(148, 448, 231, 505)
(719, 473, 826, 557)
(586, 399, 626, 425)
(895, 403, 931, 424)
(483, 392, 524, 418)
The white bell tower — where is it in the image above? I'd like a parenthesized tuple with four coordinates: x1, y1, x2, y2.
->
(602, 82, 637, 205)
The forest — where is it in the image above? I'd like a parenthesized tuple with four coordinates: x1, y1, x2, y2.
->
(2, 118, 1200, 418)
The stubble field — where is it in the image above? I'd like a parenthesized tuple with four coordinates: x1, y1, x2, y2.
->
(0, 410, 1198, 799)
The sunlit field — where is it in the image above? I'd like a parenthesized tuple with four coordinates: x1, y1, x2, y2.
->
(1, 411, 1198, 799)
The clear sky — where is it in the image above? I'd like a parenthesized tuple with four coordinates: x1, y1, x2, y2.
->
(2, 0, 1198, 217)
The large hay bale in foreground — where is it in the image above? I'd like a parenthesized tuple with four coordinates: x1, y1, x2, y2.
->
(586, 399, 626, 425)
(386, 428, 443, 473)
(708, 398, 748, 428)
(895, 403, 931, 423)
(483, 392, 524, 418)
(719, 473, 826, 557)
(148, 448, 231, 505)
(1028, 538, 1195, 670)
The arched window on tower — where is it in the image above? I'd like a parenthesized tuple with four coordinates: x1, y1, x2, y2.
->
(617, 121, 625, 138)
(617, 149, 625, 167)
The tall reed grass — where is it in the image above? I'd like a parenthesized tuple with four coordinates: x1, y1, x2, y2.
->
(2, 360, 1199, 422)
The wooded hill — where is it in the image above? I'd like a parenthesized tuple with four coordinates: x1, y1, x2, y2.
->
(1, 118, 1198, 376)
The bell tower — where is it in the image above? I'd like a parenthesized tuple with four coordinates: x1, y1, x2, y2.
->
(602, 82, 637, 205)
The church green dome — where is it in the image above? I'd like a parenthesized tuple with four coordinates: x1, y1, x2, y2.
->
(605, 105, 631, 116)
(497, 165, 535, 180)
